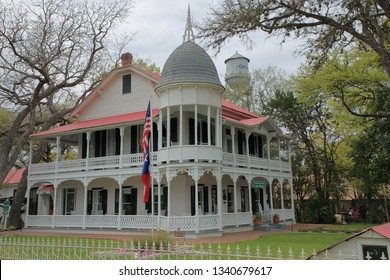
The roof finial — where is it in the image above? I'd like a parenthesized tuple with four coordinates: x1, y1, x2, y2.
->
(183, 5, 195, 43)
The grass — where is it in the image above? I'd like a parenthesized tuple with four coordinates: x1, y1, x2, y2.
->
(201, 232, 349, 259)
(298, 223, 379, 234)
(2, 223, 379, 259)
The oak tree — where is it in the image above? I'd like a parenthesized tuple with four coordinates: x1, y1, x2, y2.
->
(0, 0, 134, 228)
(198, 0, 390, 77)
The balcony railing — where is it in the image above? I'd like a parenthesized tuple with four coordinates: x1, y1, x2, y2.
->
(29, 151, 290, 176)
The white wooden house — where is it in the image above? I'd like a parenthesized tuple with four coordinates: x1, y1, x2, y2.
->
(26, 12, 294, 237)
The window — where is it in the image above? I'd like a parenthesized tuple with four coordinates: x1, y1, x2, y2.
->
(227, 186, 234, 213)
(28, 187, 38, 215)
(145, 185, 167, 215)
(115, 187, 137, 215)
(87, 189, 107, 215)
(240, 187, 249, 212)
(122, 74, 131, 94)
(63, 188, 76, 215)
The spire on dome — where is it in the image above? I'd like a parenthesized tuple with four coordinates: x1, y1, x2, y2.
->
(183, 5, 195, 42)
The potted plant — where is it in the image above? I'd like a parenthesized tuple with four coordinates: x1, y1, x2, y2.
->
(272, 213, 280, 224)
(253, 213, 262, 226)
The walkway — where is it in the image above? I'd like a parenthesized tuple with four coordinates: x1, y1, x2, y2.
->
(0, 224, 326, 244)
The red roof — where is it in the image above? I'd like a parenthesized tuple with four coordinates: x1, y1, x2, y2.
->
(221, 99, 259, 120)
(31, 109, 159, 138)
(31, 97, 275, 139)
(39, 185, 54, 191)
(3, 168, 25, 184)
(372, 223, 390, 238)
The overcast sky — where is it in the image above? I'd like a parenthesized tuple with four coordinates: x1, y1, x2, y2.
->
(123, 0, 305, 79)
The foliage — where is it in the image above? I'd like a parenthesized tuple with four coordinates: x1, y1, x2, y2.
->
(0, 0, 134, 229)
(350, 87, 390, 187)
(197, 0, 390, 77)
(133, 58, 161, 75)
(296, 48, 389, 118)
(301, 195, 335, 224)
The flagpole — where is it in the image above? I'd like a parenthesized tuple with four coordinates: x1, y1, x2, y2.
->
(150, 96, 154, 238)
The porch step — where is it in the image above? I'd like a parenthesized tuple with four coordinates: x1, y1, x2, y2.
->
(253, 223, 287, 231)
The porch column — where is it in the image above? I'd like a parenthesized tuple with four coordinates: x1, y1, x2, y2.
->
(290, 177, 294, 221)
(82, 178, 88, 229)
(215, 107, 219, 147)
(86, 132, 91, 171)
(194, 104, 198, 146)
(51, 182, 58, 228)
(119, 127, 125, 168)
(280, 177, 285, 221)
(217, 176, 223, 231)
(167, 106, 171, 147)
(207, 105, 211, 146)
(24, 181, 31, 228)
(55, 136, 61, 174)
(266, 135, 271, 162)
(179, 105, 183, 146)
(232, 126, 236, 166)
(158, 108, 163, 150)
(217, 108, 222, 148)
(157, 176, 162, 230)
(248, 177, 253, 215)
(268, 177, 274, 216)
(118, 175, 123, 230)
(167, 175, 171, 229)
(195, 177, 199, 233)
(233, 174, 238, 227)
(245, 130, 250, 166)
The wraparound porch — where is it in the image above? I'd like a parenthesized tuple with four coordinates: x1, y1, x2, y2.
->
(25, 209, 295, 233)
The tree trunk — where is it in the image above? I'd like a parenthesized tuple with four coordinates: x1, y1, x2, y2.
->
(7, 169, 28, 229)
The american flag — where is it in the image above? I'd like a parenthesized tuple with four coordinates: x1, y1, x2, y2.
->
(141, 101, 151, 203)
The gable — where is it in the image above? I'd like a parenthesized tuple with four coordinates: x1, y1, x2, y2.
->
(73, 66, 160, 121)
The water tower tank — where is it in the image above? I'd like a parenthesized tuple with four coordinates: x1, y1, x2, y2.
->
(224, 51, 250, 91)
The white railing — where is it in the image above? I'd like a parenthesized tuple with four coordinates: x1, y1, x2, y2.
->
(26, 215, 53, 227)
(2, 235, 386, 260)
(29, 152, 290, 176)
(158, 145, 223, 163)
(120, 215, 157, 229)
(223, 153, 290, 173)
(29, 154, 145, 175)
(237, 212, 253, 225)
(222, 213, 237, 226)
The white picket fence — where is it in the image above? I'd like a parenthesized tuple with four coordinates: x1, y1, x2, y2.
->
(0, 235, 387, 260)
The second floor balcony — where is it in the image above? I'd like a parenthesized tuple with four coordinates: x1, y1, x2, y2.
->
(29, 150, 291, 177)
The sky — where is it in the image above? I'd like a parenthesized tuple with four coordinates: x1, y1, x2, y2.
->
(123, 0, 306, 79)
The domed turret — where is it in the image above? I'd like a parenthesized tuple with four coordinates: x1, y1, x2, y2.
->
(156, 41, 223, 91)
(156, 6, 223, 92)
(224, 51, 250, 91)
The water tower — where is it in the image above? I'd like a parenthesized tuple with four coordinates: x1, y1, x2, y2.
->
(224, 51, 250, 91)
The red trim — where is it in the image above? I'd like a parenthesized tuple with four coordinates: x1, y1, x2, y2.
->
(39, 185, 54, 191)
(31, 109, 159, 138)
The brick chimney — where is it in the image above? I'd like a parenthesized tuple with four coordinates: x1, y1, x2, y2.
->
(121, 52, 133, 66)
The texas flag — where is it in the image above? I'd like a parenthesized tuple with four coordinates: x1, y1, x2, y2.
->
(141, 101, 151, 203)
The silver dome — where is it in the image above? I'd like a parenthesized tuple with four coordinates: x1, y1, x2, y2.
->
(156, 41, 223, 90)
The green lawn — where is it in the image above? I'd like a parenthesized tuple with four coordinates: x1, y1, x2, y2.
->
(0, 224, 375, 259)
(201, 232, 349, 259)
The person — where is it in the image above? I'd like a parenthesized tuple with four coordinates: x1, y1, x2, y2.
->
(351, 208, 358, 219)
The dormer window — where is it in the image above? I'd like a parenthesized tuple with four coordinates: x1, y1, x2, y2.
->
(122, 74, 132, 94)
